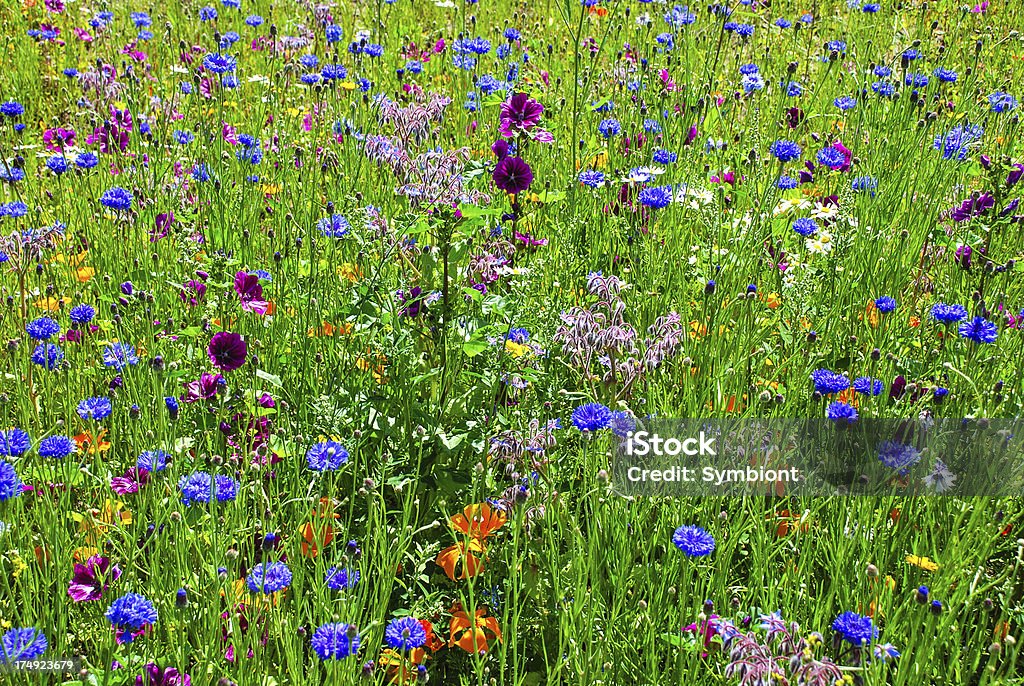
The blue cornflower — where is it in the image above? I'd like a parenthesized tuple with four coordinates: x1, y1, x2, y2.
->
(989, 92, 1018, 114)
(38, 435, 77, 459)
(203, 53, 237, 74)
(825, 40, 847, 54)
(783, 81, 803, 97)
(100, 187, 133, 212)
(384, 617, 426, 650)
(102, 342, 139, 371)
(307, 441, 350, 471)
(905, 72, 929, 88)
(246, 15, 264, 26)
(215, 475, 239, 501)
(739, 63, 760, 75)
(325, 24, 343, 43)
(817, 146, 847, 169)
(571, 403, 612, 432)
(325, 567, 360, 590)
(851, 176, 878, 195)
(0, 201, 27, 217)
(247, 561, 292, 594)
(199, 6, 218, 21)
(770, 139, 802, 162)
(321, 64, 348, 80)
(652, 149, 677, 164)
(826, 401, 859, 423)
(930, 303, 968, 323)
(0, 460, 23, 501)
(793, 218, 819, 236)
(173, 130, 195, 145)
(775, 18, 792, 28)
(742, 73, 766, 93)
(46, 156, 68, 175)
(31, 343, 63, 370)
(872, 81, 897, 98)
(933, 387, 949, 401)
(834, 96, 857, 111)
(862, 2, 880, 11)
(69, 303, 96, 324)
(934, 123, 984, 161)
(76, 152, 99, 169)
(933, 67, 958, 83)
(301, 73, 321, 85)
(507, 328, 530, 343)
(311, 623, 360, 660)
(832, 611, 877, 645)
(608, 411, 637, 438)
(77, 397, 112, 421)
(777, 176, 799, 190)
(877, 441, 921, 470)
(578, 170, 605, 188)
(0, 167, 25, 183)
(643, 118, 663, 134)
(853, 377, 884, 396)
(811, 369, 850, 394)
(26, 317, 60, 340)
(874, 296, 896, 313)
(0, 102, 25, 118)
(672, 525, 716, 557)
(317, 215, 351, 238)
(0, 628, 47, 663)
(131, 12, 152, 28)
(404, 60, 423, 75)
(959, 316, 998, 344)
(179, 473, 211, 505)
(638, 185, 673, 209)
(137, 450, 169, 472)
(598, 119, 622, 138)
(105, 594, 158, 637)
(0, 429, 31, 457)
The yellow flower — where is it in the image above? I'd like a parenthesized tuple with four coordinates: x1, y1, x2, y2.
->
(76, 266, 96, 282)
(504, 340, 531, 359)
(905, 554, 939, 572)
(33, 297, 66, 311)
(339, 81, 357, 91)
(338, 263, 362, 282)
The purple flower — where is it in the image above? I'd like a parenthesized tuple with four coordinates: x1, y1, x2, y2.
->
(68, 555, 121, 603)
(207, 332, 247, 372)
(135, 664, 191, 686)
(492, 156, 533, 194)
(182, 373, 224, 403)
(499, 93, 544, 136)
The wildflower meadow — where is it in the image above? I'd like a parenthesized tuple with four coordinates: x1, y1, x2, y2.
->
(1, 0, 1024, 683)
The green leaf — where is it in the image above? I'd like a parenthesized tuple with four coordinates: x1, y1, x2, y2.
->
(256, 369, 283, 388)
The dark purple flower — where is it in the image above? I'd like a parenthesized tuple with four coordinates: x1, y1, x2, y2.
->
(491, 139, 509, 160)
(207, 332, 247, 372)
(954, 244, 973, 269)
(234, 271, 269, 314)
(399, 286, 426, 318)
(152, 212, 174, 241)
(493, 156, 533, 194)
(180, 280, 207, 307)
(950, 193, 994, 222)
(1008, 163, 1024, 188)
(68, 555, 121, 603)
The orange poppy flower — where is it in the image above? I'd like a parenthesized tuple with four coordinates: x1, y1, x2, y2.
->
(380, 647, 427, 684)
(449, 605, 502, 654)
(299, 498, 340, 557)
(74, 429, 111, 455)
(450, 503, 506, 540)
(436, 539, 486, 581)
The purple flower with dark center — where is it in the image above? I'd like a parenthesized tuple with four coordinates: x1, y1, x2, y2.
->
(68, 555, 121, 603)
(207, 332, 247, 372)
(492, 156, 533, 194)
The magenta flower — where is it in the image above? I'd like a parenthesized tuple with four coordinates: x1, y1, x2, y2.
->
(43, 127, 76, 151)
(136, 664, 191, 686)
(492, 156, 534, 195)
(182, 372, 225, 403)
(111, 468, 149, 496)
(499, 93, 544, 137)
(207, 332, 247, 372)
(68, 555, 121, 603)
(233, 271, 269, 314)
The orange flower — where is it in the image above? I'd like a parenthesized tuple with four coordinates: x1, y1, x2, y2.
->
(380, 646, 428, 684)
(909, 316, 921, 328)
(299, 498, 340, 557)
(436, 539, 486, 581)
(74, 430, 111, 455)
(307, 322, 353, 337)
(449, 605, 502, 654)
(770, 509, 810, 537)
(864, 301, 880, 327)
(450, 503, 506, 540)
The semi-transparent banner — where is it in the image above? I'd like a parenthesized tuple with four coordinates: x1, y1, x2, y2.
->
(609, 418, 1024, 497)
